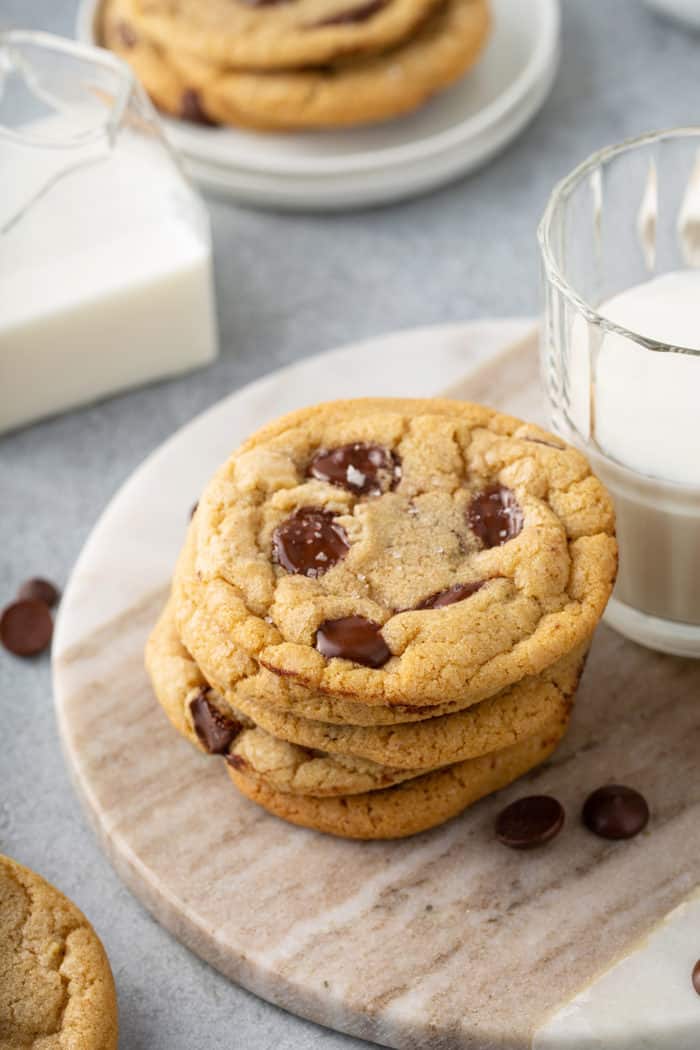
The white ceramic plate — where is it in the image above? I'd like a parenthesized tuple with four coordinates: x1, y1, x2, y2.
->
(77, 0, 559, 207)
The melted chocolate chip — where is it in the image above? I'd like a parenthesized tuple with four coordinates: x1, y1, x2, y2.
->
(226, 753, 249, 771)
(496, 795, 565, 850)
(316, 616, 391, 668)
(693, 960, 700, 996)
(0, 600, 53, 657)
(272, 508, 349, 577)
(17, 577, 60, 607)
(416, 580, 486, 610)
(189, 691, 242, 754)
(582, 784, 649, 840)
(180, 88, 218, 126)
(308, 0, 387, 26)
(468, 485, 523, 548)
(308, 443, 401, 496)
(190, 501, 198, 520)
(117, 20, 138, 47)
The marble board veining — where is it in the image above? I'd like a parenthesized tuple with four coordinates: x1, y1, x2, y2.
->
(53, 322, 700, 1049)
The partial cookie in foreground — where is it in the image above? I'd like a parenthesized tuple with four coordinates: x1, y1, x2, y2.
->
(0, 854, 118, 1050)
(127, 0, 454, 72)
(175, 398, 616, 711)
(169, 0, 492, 130)
(226, 720, 570, 839)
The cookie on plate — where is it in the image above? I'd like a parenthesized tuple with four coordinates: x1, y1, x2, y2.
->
(147, 595, 583, 770)
(127, 0, 454, 72)
(0, 854, 118, 1049)
(174, 398, 616, 711)
(169, 0, 492, 130)
(226, 719, 570, 839)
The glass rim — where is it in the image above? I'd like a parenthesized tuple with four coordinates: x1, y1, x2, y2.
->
(537, 125, 700, 358)
(0, 29, 136, 150)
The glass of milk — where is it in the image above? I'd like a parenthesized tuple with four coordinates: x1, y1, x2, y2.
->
(538, 127, 700, 657)
(0, 31, 218, 433)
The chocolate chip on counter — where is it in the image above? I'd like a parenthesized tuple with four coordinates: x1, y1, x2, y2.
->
(0, 600, 53, 657)
(17, 577, 60, 607)
(468, 485, 524, 548)
(272, 507, 348, 577)
(308, 443, 401, 496)
(316, 616, 391, 668)
(189, 690, 242, 754)
(495, 795, 565, 850)
(582, 784, 649, 840)
(692, 960, 700, 996)
(416, 580, 486, 610)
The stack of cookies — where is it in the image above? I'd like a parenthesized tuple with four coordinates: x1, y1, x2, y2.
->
(101, 0, 491, 130)
(146, 398, 617, 839)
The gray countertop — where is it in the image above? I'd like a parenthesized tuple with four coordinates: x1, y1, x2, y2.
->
(2, 2, 699, 1046)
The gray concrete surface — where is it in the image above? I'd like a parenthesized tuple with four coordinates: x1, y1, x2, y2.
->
(1, 2, 699, 1046)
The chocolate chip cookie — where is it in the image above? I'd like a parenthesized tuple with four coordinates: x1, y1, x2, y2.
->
(226, 721, 570, 839)
(169, 0, 492, 130)
(0, 854, 118, 1049)
(128, 0, 452, 72)
(148, 596, 583, 770)
(174, 398, 616, 711)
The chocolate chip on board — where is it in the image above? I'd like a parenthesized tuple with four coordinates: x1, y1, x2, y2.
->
(495, 795, 565, 850)
(582, 785, 650, 840)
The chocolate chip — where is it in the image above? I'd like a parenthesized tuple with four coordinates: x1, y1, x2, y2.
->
(416, 580, 486, 610)
(190, 501, 198, 520)
(116, 20, 138, 47)
(316, 616, 391, 668)
(468, 485, 523, 548)
(17, 578, 60, 607)
(272, 507, 348, 577)
(693, 960, 700, 996)
(495, 795, 565, 850)
(308, 0, 387, 26)
(582, 784, 649, 840)
(308, 443, 401, 496)
(180, 88, 217, 126)
(226, 753, 248, 771)
(189, 691, 242, 754)
(0, 600, 53, 657)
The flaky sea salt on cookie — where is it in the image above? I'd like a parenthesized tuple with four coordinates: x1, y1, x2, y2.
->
(174, 398, 616, 710)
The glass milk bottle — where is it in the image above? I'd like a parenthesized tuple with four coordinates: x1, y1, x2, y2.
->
(539, 127, 700, 657)
(0, 31, 218, 433)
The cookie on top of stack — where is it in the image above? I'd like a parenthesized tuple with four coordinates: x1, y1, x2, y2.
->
(145, 398, 617, 839)
(101, 0, 491, 130)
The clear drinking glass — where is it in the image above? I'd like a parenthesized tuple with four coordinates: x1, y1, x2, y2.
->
(0, 31, 217, 433)
(538, 127, 700, 657)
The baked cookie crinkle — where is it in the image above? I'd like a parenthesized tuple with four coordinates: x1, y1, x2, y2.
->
(0, 854, 118, 1050)
(174, 399, 616, 709)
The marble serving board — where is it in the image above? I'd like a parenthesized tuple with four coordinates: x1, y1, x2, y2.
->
(53, 321, 700, 1049)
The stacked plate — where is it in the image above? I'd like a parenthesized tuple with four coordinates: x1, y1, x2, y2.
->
(77, 0, 559, 210)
